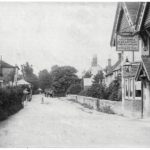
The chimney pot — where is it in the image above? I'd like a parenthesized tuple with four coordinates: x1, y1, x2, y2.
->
(108, 58, 111, 67)
(118, 53, 122, 60)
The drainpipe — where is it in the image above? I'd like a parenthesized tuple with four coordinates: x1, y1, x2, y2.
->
(141, 82, 144, 118)
(121, 51, 125, 115)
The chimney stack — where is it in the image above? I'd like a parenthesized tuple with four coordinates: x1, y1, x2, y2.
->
(118, 53, 122, 60)
(108, 58, 111, 67)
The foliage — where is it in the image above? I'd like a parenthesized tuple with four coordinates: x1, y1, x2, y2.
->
(38, 69, 52, 90)
(83, 71, 92, 78)
(4, 70, 15, 82)
(21, 62, 39, 91)
(50, 66, 79, 96)
(66, 83, 82, 95)
(105, 76, 122, 101)
(80, 71, 106, 99)
(0, 87, 23, 121)
(51, 65, 59, 72)
(93, 70, 104, 84)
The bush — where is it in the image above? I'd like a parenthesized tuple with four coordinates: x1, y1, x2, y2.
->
(106, 76, 122, 101)
(79, 88, 89, 96)
(79, 83, 106, 99)
(66, 84, 82, 95)
(0, 87, 24, 121)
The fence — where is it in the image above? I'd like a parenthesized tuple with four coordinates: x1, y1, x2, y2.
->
(66, 95, 122, 115)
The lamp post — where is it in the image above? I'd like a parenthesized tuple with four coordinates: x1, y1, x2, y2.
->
(124, 58, 131, 73)
(121, 51, 125, 115)
(122, 57, 131, 114)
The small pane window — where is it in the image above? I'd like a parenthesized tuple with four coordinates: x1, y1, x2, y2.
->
(129, 79, 133, 98)
(125, 79, 128, 97)
(135, 81, 141, 98)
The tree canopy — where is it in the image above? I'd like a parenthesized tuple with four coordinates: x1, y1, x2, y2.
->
(21, 62, 39, 91)
(50, 66, 79, 96)
(38, 69, 52, 90)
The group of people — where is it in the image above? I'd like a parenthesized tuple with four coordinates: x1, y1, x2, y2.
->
(44, 89, 54, 97)
(22, 86, 32, 106)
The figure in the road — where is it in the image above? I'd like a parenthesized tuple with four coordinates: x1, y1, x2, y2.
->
(44, 88, 54, 97)
(22, 88, 29, 106)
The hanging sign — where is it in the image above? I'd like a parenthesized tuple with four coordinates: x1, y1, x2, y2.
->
(116, 35, 139, 51)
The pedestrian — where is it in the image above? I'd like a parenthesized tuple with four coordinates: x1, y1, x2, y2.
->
(23, 88, 29, 106)
(41, 97, 44, 104)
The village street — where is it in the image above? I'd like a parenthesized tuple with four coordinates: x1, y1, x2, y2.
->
(0, 95, 150, 148)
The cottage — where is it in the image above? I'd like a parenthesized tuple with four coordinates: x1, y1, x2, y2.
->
(83, 55, 102, 89)
(110, 2, 145, 118)
(0, 59, 19, 87)
(105, 53, 121, 86)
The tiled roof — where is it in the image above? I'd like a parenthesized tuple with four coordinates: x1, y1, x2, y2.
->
(105, 59, 121, 76)
(0, 60, 15, 68)
(118, 9, 134, 33)
(125, 2, 141, 25)
(143, 3, 150, 28)
(142, 56, 150, 80)
(110, 2, 145, 46)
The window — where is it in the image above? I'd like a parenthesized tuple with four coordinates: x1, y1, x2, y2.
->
(129, 78, 133, 98)
(125, 79, 128, 98)
(135, 81, 141, 98)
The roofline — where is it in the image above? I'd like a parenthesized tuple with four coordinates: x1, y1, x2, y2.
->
(135, 62, 143, 81)
(110, 3, 122, 47)
(111, 2, 147, 47)
(142, 57, 150, 81)
(123, 2, 135, 30)
(136, 2, 147, 32)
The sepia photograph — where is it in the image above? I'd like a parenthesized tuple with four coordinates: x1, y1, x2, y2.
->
(0, 1, 150, 148)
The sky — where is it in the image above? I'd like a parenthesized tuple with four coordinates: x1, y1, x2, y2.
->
(0, 2, 117, 76)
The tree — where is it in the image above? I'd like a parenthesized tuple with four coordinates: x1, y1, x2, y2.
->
(66, 83, 82, 95)
(21, 62, 33, 77)
(38, 69, 52, 90)
(93, 70, 104, 84)
(106, 75, 122, 101)
(4, 70, 15, 86)
(51, 65, 59, 72)
(21, 62, 39, 91)
(79, 71, 106, 99)
(50, 66, 79, 96)
(83, 71, 92, 78)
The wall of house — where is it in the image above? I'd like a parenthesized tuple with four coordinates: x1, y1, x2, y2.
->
(2, 68, 14, 79)
(143, 82, 150, 117)
(13, 68, 19, 85)
(105, 74, 113, 86)
(123, 99, 142, 118)
(123, 77, 142, 118)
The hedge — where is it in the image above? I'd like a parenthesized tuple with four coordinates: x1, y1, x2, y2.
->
(0, 87, 24, 121)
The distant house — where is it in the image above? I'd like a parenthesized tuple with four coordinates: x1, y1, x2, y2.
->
(0, 60, 19, 87)
(105, 53, 122, 86)
(83, 55, 103, 89)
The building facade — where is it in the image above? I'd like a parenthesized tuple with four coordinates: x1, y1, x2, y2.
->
(0, 60, 19, 87)
(105, 53, 122, 86)
(83, 55, 103, 89)
(110, 2, 145, 118)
